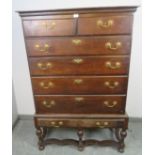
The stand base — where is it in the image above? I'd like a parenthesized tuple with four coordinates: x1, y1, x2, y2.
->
(34, 114, 128, 152)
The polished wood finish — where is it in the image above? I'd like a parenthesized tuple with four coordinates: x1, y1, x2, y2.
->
(35, 117, 127, 128)
(34, 95, 126, 114)
(26, 36, 131, 56)
(19, 6, 137, 152)
(23, 19, 76, 36)
(32, 76, 128, 95)
(78, 15, 133, 35)
(29, 56, 129, 75)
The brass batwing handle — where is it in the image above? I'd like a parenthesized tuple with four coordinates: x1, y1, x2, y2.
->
(97, 19, 113, 28)
(72, 58, 83, 64)
(104, 81, 119, 89)
(42, 21, 56, 29)
(96, 121, 109, 128)
(103, 101, 118, 108)
(50, 121, 63, 128)
(72, 39, 82, 45)
(39, 81, 54, 89)
(42, 100, 56, 108)
(105, 42, 122, 50)
(74, 79, 83, 84)
(35, 44, 50, 53)
(75, 97, 84, 102)
(37, 62, 53, 70)
(105, 61, 121, 69)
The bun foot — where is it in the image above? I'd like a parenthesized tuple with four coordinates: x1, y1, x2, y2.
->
(118, 147, 124, 153)
(78, 146, 84, 151)
(39, 144, 45, 150)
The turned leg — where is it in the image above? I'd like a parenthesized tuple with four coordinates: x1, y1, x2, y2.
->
(115, 128, 127, 153)
(36, 127, 46, 150)
(42, 127, 48, 139)
(77, 129, 84, 151)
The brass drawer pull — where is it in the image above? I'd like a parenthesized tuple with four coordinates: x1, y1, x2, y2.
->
(42, 21, 56, 29)
(72, 39, 82, 45)
(42, 100, 56, 108)
(105, 42, 122, 50)
(35, 43, 50, 53)
(39, 81, 54, 89)
(74, 79, 83, 84)
(72, 58, 83, 64)
(96, 121, 109, 128)
(97, 19, 113, 28)
(75, 97, 84, 102)
(103, 101, 118, 108)
(105, 61, 121, 69)
(104, 81, 119, 89)
(58, 121, 64, 125)
(37, 62, 52, 70)
(50, 121, 64, 128)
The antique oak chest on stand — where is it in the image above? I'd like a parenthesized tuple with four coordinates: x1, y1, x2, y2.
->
(18, 6, 137, 152)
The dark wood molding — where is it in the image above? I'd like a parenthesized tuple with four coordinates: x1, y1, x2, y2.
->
(17, 6, 138, 17)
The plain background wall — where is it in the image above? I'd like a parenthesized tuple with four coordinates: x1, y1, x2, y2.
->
(12, 0, 142, 117)
(12, 83, 18, 125)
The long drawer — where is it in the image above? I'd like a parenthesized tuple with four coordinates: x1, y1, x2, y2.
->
(31, 76, 128, 95)
(29, 56, 129, 76)
(34, 95, 126, 114)
(26, 36, 131, 56)
(35, 117, 127, 128)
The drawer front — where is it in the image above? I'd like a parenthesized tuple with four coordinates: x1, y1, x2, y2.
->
(26, 36, 131, 56)
(32, 76, 128, 95)
(23, 19, 76, 36)
(29, 56, 129, 76)
(78, 15, 133, 35)
(35, 95, 126, 114)
(35, 118, 125, 128)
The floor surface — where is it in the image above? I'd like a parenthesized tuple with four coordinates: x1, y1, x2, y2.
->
(12, 120, 142, 155)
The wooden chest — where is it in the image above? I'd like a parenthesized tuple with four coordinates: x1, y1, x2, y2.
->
(19, 7, 137, 152)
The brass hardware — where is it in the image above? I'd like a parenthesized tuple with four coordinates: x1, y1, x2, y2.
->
(39, 81, 54, 89)
(105, 42, 122, 50)
(51, 121, 56, 125)
(97, 19, 113, 28)
(72, 58, 83, 64)
(58, 121, 63, 125)
(37, 62, 53, 70)
(42, 21, 56, 29)
(96, 121, 109, 128)
(50, 121, 63, 128)
(72, 39, 82, 45)
(104, 81, 119, 89)
(105, 61, 121, 69)
(42, 100, 56, 108)
(96, 122, 101, 126)
(103, 122, 109, 126)
(103, 101, 118, 108)
(74, 79, 83, 84)
(75, 97, 84, 102)
(35, 43, 50, 53)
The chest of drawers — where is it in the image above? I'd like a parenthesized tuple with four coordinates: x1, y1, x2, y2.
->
(19, 6, 137, 152)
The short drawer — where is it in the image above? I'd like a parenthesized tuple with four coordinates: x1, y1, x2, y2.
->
(35, 117, 126, 128)
(23, 19, 76, 36)
(31, 76, 128, 95)
(78, 15, 133, 35)
(29, 56, 129, 76)
(34, 95, 126, 114)
(26, 36, 131, 56)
